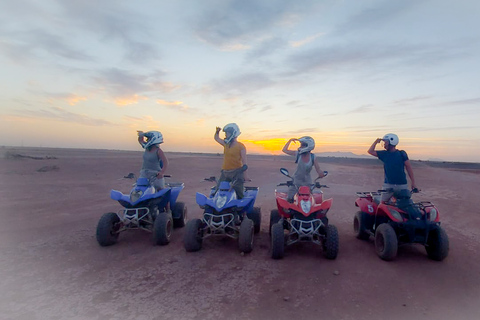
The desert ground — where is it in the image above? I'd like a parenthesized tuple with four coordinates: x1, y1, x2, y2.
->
(1, 146, 480, 320)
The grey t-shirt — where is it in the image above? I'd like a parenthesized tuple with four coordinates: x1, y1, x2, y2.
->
(142, 149, 162, 171)
(293, 152, 314, 186)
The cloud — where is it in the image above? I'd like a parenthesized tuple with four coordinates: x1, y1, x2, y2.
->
(282, 41, 465, 78)
(333, 0, 419, 36)
(55, 0, 161, 64)
(192, 0, 319, 49)
(212, 72, 275, 95)
(7, 107, 113, 126)
(44, 92, 88, 106)
(0, 29, 93, 65)
(289, 32, 325, 48)
(113, 95, 148, 106)
(156, 99, 189, 111)
(393, 96, 432, 105)
(245, 37, 288, 59)
(91, 68, 177, 105)
(447, 97, 480, 106)
(347, 105, 375, 114)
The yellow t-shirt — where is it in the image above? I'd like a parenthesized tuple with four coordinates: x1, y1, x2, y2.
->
(222, 142, 246, 170)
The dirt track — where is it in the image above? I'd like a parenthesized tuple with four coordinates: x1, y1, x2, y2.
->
(1, 147, 480, 320)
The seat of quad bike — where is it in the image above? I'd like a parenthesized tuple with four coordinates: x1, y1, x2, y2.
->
(393, 189, 412, 199)
(167, 182, 184, 188)
(136, 177, 150, 186)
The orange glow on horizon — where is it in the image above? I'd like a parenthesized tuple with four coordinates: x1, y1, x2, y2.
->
(242, 138, 369, 155)
(242, 138, 288, 154)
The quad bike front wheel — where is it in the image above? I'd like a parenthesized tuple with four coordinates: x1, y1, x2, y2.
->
(353, 211, 370, 240)
(323, 224, 339, 260)
(96, 212, 121, 246)
(269, 209, 281, 236)
(238, 218, 254, 253)
(172, 201, 187, 228)
(426, 226, 449, 261)
(184, 219, 203, 252)
(247, 207, 262, 234)
(375, 223, 398, 261)
(153, 212, 173, 245)
(271, 222, 285, 259)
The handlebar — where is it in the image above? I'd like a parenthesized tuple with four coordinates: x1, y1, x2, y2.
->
(277, 181, 329, 189)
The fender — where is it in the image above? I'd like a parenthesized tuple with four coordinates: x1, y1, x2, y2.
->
(377, 203, 403, 221)
(196, 192, 208, 207)
(169, 185, 185, 209)
(110, 187, 170, 207)
(317, 198, 332, 214)
(355, 197, 377, 215)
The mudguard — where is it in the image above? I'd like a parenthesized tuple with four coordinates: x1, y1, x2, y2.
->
(196, 192, 208, 207)
(377, 203, 399, 220)
(355, 197, 378, 215)
(318, 198, 333, 213)
(169, 184, 185, 209)
(110, 188, 170, 207)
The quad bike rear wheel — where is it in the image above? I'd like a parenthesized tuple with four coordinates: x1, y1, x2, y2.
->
(353, 211, 370, 240)
(247, 207, 262, 234)
(271, 222, 285, 259)
(269, 209, 281, 236)
(375, 223, 398, 261)
(172, 201, 187, 228)
(323, 224, 339, 260)
(96, 212, 121, 246)
(426, 226, 449, 261)
(238, 218, 254, 253)
(184, 219, 203, 252)
(153, 212, 173, 245)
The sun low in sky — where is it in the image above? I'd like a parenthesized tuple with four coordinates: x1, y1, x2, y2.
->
(0, 0, 479, 162)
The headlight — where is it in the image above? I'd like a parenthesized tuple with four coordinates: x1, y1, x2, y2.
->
(130, 190, 143, 203)
(388, 208, 403, 222)
(300, 200, 311, 213)
(429, 208, 438, 221)
(216, 195, 227, 208)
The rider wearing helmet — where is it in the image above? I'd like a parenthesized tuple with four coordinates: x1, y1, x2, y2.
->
(214, 123, 248, 199)
(137, 130, 169, 190)
(368, 133, 418, 201)
(282, 136, 326, 202)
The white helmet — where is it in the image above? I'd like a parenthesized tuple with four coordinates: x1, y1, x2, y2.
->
(382, 133, 399, 146)
(142, 131, 163, 149)
(223, 123, 241, 145)
(298, 136, 315, 154)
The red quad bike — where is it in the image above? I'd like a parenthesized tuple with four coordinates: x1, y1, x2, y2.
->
(270, 168, 339, 260)
(354, 188, 449, 261)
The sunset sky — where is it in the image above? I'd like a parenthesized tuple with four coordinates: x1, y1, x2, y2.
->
(1, 0, 479, 162)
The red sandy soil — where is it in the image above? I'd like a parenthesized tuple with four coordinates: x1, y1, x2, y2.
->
(1, 147, 480, 320)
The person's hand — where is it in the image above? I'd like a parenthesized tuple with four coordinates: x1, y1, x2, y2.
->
(215, 127, 221, 134)
(137, 130, 144, 137)
(156, 172, 164, 178)
(375, 138, 382, 144)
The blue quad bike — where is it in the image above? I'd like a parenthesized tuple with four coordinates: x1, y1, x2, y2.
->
(183, 177, 261, 253)
(96, 174, 187, 246)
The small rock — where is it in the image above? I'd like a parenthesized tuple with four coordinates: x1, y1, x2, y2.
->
(283, 296, 290, 302)
(333, 270, 340, 276)
(240, 252, 245, 256)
